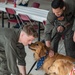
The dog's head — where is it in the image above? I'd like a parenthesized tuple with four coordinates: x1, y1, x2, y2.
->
(29, 41, 49, 61)
(48, 59, 74, 75)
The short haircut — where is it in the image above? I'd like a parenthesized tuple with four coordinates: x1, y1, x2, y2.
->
(22, 25, 38, 38)
(51, 0, 65, 9)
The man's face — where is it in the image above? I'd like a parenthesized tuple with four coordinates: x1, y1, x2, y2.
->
(21, 32, 35, 46)
(52, 7, 64, 17)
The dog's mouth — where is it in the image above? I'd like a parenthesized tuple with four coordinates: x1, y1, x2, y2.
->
(28, 45, 36, 51)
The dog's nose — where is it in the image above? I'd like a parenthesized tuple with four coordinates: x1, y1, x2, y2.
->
(28, 44, 31, 48)
(28, 44, 30, 47)
(28, 43, 33, 46)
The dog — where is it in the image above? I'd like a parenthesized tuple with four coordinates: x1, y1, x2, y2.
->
(29, 41, 75, 74)
(48, 59, 75, 75)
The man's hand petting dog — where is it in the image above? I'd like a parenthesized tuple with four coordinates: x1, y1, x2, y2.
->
(49, 50, 54, 57)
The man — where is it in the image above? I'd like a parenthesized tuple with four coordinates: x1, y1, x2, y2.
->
(44, 0, 75, 58)
(0, 25, 38, 75)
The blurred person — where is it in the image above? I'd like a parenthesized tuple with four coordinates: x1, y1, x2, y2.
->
(44, 0, 75, 58)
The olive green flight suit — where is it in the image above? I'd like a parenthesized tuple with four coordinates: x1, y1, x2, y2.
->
(44, 0, 75, 58)
(0, 28, 26, 75)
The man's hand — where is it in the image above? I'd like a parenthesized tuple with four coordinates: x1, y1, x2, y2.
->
(49, 50, 54, 57)
(45, 41, 54, 57)
(57, 26, 64, 33)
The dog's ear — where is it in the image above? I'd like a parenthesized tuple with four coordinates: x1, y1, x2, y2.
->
(39, 44, 48, 57)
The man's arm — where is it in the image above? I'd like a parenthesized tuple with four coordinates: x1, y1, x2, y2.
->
(44, 11, 55, 57)
(16, 43, 26, 75)
(5, 40, 26, 75)
(44, 10, 55, 47)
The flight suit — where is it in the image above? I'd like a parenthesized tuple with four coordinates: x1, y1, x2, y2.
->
(44, 0, 75, 58)
(0, 28, 26, 75)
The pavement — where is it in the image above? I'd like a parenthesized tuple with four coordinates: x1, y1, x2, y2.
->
(0, 0, 66, 75)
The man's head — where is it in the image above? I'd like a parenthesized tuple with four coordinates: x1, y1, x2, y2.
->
(19, 25, 38, 46)
(51, 0, 65, 17)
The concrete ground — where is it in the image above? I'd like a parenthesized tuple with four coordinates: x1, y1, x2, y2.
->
(0, 0, 66, 75)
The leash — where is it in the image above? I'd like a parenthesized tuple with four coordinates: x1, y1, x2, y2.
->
(27, 61, 37, 75)
(27, 32, 57, 75)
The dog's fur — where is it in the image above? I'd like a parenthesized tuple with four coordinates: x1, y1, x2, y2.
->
(29, 41, 75, 74)
(48, 59, 75, 75)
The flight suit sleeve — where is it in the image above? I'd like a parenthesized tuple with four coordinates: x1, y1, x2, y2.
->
(44, 11, 55, 41)
(5, 39, 26, 75)
(16, 43, 26, 66)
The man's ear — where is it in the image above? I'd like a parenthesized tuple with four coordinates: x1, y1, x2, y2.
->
(63, 6, 65, 11)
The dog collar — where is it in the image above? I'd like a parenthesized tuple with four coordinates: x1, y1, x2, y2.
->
(69, 67, 75, 75)
(35, 51, 48, 70)
(35, 56, 47, 70)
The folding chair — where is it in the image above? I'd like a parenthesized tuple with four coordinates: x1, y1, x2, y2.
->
(32, 2, 40, 8)
(18, 14, 38, 29)
(18, 13, 33, 25)
(5, 7, 20, 28)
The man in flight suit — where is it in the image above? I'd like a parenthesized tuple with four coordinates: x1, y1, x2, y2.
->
(0, 25, 38, 75)
(44, 0, 75, 58)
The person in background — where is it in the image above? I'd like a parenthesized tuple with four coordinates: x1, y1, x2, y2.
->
(44, 0, 75, 58)
(13, 0, 29, 28)
(0, 25, 38, 75)
(16, 0, 29, 6)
